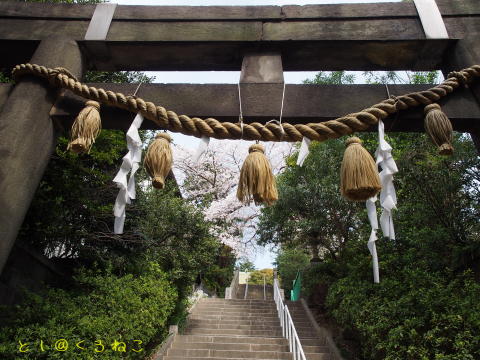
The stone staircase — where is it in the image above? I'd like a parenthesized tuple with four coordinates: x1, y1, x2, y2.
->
(236, 284, 273, 300)
(285, 300, 331, 360)
(163, 298, 332, 360)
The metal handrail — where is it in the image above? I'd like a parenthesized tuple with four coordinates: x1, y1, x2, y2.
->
(244, 273, 249, 299)
(263, 274, 266, 300)
(291, 270, 301, 301)
(273, 277, 307, 360)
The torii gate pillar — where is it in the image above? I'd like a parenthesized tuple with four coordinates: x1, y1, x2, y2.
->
(443, 37, 480, 154)
(0, 37, 84, 274)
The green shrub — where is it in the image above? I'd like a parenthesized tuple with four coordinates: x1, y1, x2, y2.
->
(326, 269, 480, 360)
(0, 262, 177, 359)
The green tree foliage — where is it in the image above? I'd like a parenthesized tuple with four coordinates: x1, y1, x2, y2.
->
(1, 4, 236, 358)
(0, 263, 177, 359)
(260, 65, 480, 358)
(18, 132, 128, 260)
(258, 139, 363, 259)
(328, 266, 480, 360)
(303, 71, 355, 85)
(85, 71, 153, 84)
(201, 244, 236, 297)
(274, 248, 310, 298)
(1, 181, 234, 358)
(247, 268, 274, 285)
(136, 184, 233, 297)
(363, 70, 439, 85)
(236, 257, 256, 272)
(263, 134, 480, 358)
(2, 0, 154, 258)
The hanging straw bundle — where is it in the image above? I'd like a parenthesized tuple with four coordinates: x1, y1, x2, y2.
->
(340, 137, 381, 201)
(237, 144, 278, 205)
(424, 103, 454, 155)
(67, 100, 101, 154)
(144, 133, 173, 189)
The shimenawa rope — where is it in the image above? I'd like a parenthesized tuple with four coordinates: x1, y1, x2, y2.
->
(12, 63, 480, 143)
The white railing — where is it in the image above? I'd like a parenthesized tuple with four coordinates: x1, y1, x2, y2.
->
(244, 274, 249, 299)
(273, 277, 307, 360)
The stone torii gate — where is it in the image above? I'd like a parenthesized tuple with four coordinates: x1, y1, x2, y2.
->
(0, 0, 480, 274)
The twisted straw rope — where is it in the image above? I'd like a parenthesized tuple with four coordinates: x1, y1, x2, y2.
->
(12, 63, 480, 142)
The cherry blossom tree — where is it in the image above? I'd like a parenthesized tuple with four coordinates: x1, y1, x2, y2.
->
(172, 139, 294, 256)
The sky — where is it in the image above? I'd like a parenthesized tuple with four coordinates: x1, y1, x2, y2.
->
(114, 0, 401, 269)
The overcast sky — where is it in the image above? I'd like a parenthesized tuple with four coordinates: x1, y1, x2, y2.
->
(114, 0, 402, 268)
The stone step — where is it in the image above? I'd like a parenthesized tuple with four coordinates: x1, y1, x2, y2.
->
(287, 309, 307, 313)
(192, 311, 280, 318)
(287, 319, 310, 324)
(172, 298, 332, 360)
(288, 309, 308, 313)
(297, 334, 320, 339)
(188, 323, 283, 331)
(185, 324, 316, 337)
(194, 308, 279, 313)
(294, 324, 315, 330)
(175, 335, 288, 346)
(192, 308, 278, 321)
(286, 318, 311, 323)
(184, 328, 283, 337)
(172, 342, 330, 356)
(288, 316, 311, 322)
(189, 315, 280, 321)
(199, 300, 276, 306)
(191, 318, 278, 324)
(303, 345, 330, 353)
(188, 319, 281, 326)
(200, 299, 276, 304)
(193, 311, 279, 316)
(167, 348, 292, 359)
(297, 332, 318, 338)
(192, 315, 280, 320)
(305, 354, 331, 360)
(291, 321, 313, 327)
(195, 305, 277, 311)
(291, 326, 315, 332)
(287, 310, 308, 315)
(164, 357, 286, 360)
(298, 334, 317, 340)
(201, 299, 275, 305)
(289, 312, 309, 316)
(195, 305, 278, 310)
(171, 341, 290, 352)
(297, 332, 319, 338)
(297, 332, 321, 338)
(295, 338, 326, 346)
(196, 304, 277, 308)
(285, 301, 304, 305)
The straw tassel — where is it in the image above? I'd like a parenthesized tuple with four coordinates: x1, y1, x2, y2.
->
(144, 133, 173, 189)
(424, 104, 454, 155)
(237, 144, 278, 206)
(340, 137, 381, 201)
(67, 100, 101, 154)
